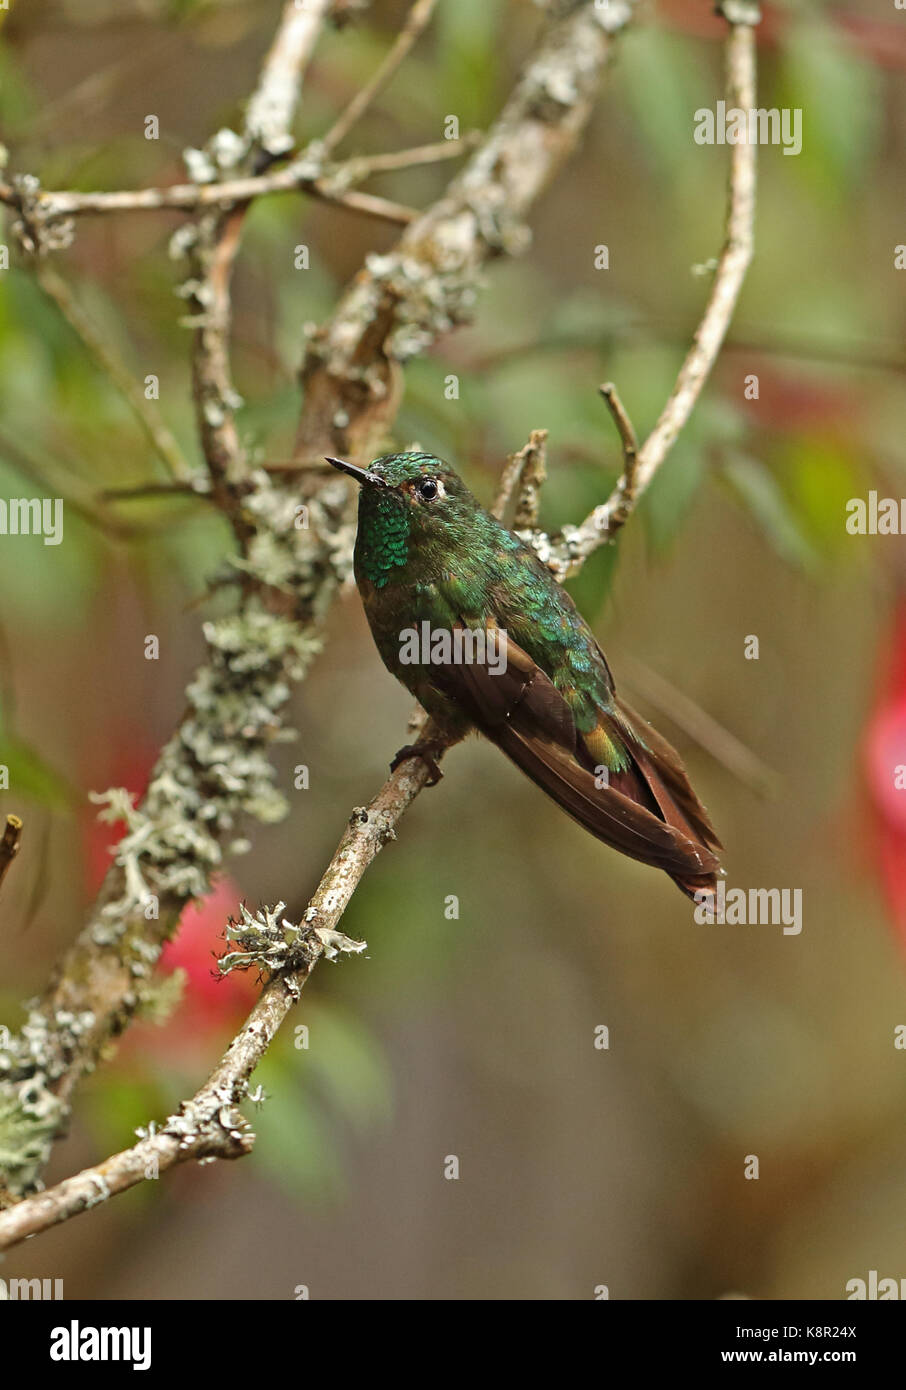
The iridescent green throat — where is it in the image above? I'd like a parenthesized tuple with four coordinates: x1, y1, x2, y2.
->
(356, 490, 412, 589)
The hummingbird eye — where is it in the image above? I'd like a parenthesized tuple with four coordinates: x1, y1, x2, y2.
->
(417, 477, 439, 501)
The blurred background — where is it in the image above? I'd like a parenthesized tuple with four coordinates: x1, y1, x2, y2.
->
(0, 0, 905, 1300)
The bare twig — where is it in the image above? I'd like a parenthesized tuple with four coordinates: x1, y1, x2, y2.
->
(537, 7, 758, 573)
(0, 817, 22, 896)
(340, 136, 480, 176)
(0, 426, 168, 540)
(33, 263, 192, 483)
(493, 428, 548, 528)
(0, 144, 470, 227)
(319, 0, 439, 156)
(593, 381, 638, 536)
(315, 187, 417, 223)
(599, 382, 638, 478)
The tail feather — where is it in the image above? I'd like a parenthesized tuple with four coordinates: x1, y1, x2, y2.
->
(491, 720, 721, 899)
(583, 698, 722, 899)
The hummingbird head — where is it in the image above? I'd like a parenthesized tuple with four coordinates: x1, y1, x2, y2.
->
(327, 451, 484, 587)
(327, 451, 477, 533)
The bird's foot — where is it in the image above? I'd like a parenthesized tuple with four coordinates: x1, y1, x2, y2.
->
(390, 738, 446, 786)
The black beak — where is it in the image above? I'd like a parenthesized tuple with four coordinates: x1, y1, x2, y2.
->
(325, 456, 386, 488)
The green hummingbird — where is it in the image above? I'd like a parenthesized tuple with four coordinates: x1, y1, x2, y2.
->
(328, 451, 722, 900)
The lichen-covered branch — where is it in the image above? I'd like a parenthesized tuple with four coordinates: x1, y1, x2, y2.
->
(292, 0, 636, 469)
(245, 0, 333, 158)
(0, 905, 366, 1253)
(0, 0, 337, 1201)
(0, 0, 639, 1202)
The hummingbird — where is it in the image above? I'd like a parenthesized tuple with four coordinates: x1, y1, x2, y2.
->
(328, 451, 722, 900)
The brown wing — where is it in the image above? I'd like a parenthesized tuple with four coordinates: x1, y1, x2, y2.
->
(438, 624, 721, 895)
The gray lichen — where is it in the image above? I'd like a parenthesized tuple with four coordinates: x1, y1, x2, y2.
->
(218, 902, 366, 980)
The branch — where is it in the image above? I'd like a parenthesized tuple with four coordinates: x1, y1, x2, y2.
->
(0, 905, 366, 1251)
(0, 159, 430, 225)
(244, 0, 333, 157)
(0, 705, 440, 1246)
(493, 428, 549, 528)
(0, 816, 22, 897)
(0, 138, 480, 237)
(592, 381, 639, 535)
(537, 4, 758, 574)
(292, 0, 637, 466)
(0, 0, 638, 1199)
(0, 0, 337, 1203)
(182, 0, 332, 498)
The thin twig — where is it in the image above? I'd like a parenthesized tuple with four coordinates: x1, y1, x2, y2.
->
(319, 0, 440, 156)
(340, 136, 480, 176)
(0, 816, 23, 896)
(319, 187, 417, 223)
(0, 426, 162, 539)
(33, 263, 192, 483)
(0, 144, 468, 226)
(540, 7, 758, 572)
(594, 381, 638, 537)
(493, 428, 548, 528)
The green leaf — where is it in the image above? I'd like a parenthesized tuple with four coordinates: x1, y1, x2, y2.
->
(301, 1001, 392, 1133)
(640, 437, 705, 555)
(437, 0, 502, 127)
(785, 438, 867, 558)
(722, 451, 819, 572)
(251, 1047, 345, 1202)
(0, 723, 71, 809)
(614, 30, 712, 198)
(778, 21, 880, 193)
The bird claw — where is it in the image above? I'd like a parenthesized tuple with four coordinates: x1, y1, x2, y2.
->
(390, 740, 445, 786)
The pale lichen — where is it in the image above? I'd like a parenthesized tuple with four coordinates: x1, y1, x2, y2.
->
(218, 902, 366, 980)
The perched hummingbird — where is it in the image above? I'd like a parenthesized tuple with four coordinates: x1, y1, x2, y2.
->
(328, 452, 722, 899)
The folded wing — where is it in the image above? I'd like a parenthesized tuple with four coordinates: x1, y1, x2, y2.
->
(440, 623, 721, 898)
